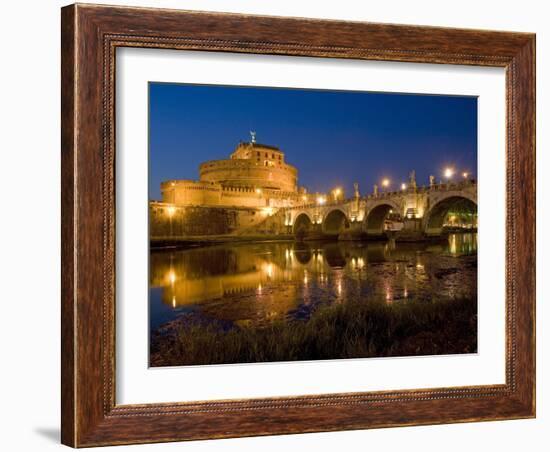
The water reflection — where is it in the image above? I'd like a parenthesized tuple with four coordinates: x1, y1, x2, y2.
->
(150, 233, 477, 330)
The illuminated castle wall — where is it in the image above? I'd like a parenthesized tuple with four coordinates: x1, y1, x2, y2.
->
(160, 139, 315, 209)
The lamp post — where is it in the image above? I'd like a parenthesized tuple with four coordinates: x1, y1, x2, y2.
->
(315, 195, 326, 230)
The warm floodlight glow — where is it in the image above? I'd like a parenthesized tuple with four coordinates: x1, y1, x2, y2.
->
(168, 270, 176, 285)
(444, 167, 454, 179)
(462, 172, 469, 179)
(317, 196, 326, 205)
(255, 188, 262, 194)
(167, 206, 176, 217)
(401, 183, 407, 190)
(381, 178, 390, 188)
(262, 207, 274, 216)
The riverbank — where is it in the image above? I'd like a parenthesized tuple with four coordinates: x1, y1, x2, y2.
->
(150, 232, 457, 249)
(151, 234, 295, 249)
(150, 295, 477, 367)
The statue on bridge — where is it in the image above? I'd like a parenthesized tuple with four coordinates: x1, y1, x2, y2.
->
(373, 184, 378, 196)
(409, 170, 417, 189)
(354, 182, 360, 199)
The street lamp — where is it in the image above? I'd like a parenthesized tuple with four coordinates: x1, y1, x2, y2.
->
(381, 178, 390, 189)
(444, 167, 454, 180)
(400, 183, 407, 191)
(317, 196, 326, 206)
(332, 187, 342, 201)
(462, 171, 469, 179)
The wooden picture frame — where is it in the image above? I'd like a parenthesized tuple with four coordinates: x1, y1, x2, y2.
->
(61, 3, 536, 447)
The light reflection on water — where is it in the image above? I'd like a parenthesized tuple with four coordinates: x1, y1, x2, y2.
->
(150, 233, 477, 330)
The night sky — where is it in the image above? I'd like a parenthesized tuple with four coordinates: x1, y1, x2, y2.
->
(149, 83, 477, 200)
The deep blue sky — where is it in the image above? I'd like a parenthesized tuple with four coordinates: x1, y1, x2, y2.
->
(149, 83, 477, 200)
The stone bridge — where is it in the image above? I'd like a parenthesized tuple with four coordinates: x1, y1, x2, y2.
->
(280, 180, 477, 240)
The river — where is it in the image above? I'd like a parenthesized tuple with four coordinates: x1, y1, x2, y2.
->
(150, 233, 477, 332)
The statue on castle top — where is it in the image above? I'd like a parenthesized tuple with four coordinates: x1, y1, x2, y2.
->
(250, 130, 256, 144)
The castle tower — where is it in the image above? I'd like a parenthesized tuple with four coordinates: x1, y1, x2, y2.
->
(200, 138, 298, 192)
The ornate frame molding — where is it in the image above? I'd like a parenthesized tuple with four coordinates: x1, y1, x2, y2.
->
(61, 4, 535, 447)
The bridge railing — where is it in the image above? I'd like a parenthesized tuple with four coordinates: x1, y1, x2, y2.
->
(281, 179, 477, 211)
(364, 179, 477, 200)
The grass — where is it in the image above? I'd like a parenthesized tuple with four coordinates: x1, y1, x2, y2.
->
(150, 296, 477, 367)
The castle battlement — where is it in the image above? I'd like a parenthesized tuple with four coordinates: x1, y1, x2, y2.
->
(161, 138, 311, 209)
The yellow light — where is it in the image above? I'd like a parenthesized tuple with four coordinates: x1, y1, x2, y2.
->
(444, 167, 454, 179)
(462, 172, 469, 178)
(381, 178, 390, 188)
(401, 183, 406, 190)
(302, 195, 307, 202)
(168, 271, 176, 284)
(317, 196, 326, 205)
(255, 188, 262, 194)
(167, 206, 176, 217)
(262, 207, 274, 216)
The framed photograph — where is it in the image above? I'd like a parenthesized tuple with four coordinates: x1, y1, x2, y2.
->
(61, 3, 536, 447)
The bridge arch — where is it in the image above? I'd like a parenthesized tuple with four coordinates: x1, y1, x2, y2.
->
(424, 194, 477, 236)
(292, 241, 313, 264)
(293, 212, 314, 234)
(322, 208, 350, 236)
(364, 200, 401, 235)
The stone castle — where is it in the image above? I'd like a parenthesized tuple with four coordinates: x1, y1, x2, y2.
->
(149, 134, 331, 239)
(159, 134, 319, 209)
